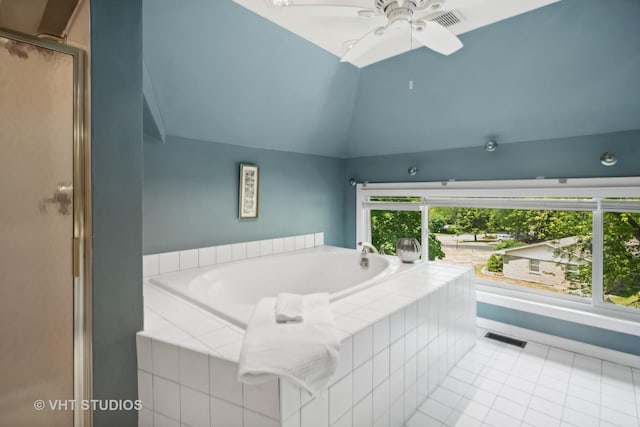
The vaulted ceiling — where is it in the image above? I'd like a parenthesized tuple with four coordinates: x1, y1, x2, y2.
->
(142, 0, 640, 158)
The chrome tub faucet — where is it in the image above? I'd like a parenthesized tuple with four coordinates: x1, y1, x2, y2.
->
(358, 241, 378, 267)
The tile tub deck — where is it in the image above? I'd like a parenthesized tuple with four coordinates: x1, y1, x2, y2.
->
(137, 257, 476, 427)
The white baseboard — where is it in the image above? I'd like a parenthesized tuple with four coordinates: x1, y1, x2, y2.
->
(477, 318, 640, 369)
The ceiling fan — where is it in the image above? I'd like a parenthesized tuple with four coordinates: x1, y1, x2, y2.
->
(268, 0, 463, 65)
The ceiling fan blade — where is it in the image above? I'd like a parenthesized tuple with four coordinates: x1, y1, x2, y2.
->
(412, 20, 462, 55)
(340, 27, 385, 64)
(273, 4, 379, 18)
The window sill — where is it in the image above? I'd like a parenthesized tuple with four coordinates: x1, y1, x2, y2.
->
(476, 283, 640, 337)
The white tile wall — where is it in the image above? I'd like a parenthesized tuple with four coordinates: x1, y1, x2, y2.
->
(294, 235, 306, 250)
(329, 374, 353, 423)
(231, 243, 247, 261)
(333, 409, 352, 427)
(373, 380, 390, 422)
(373, 318, 390, 355)
(143, 254, 159, 277)
(390, 310, 404, 344)
(153, 376, 180, 420)
(181, 386, 210, 427)
(138, 370, 153, 410)
(280, 380, 302, 420)
(300, 393, 329, 427)
(352, 392, 373, 427)
(154, 412, 179, 427)
(260, 239, 274, 257)
(211, 397, 242, 427)
(180, 346, 209, 394)
(333, 337, 353, 383)
(353, 327, 373, 368)
(138, 243, 475, 427)
(390, 337, 405, 374)
(137, 334, 152, 372)
(180, 249, 199, 270)
(373, 348, 390, 388)
(304, 234, 315, 249)
(158, 251, 179, 274)
(210, 356, 243, 406)
(143, 233, 326, 278)
(139, 408, 153, 427)
(216, 244, 232, 264)
(246, 241, 261, 259)
(243, 379, 280, 420)
(273, 238, 285, 254)
(244, 409, 280, 427)
(271, 269, 475, 427)
(152, 339, 179, 382)
(353, 360, 373, 403)
(199, 246, 216, 267)
(284, 236, 296, 252)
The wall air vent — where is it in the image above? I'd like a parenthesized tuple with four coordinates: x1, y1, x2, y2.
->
(429, 10, 464, 27)
(484, 332, 527, 348)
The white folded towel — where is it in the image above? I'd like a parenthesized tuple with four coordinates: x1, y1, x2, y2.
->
(275, 293, 304, 323)
(238, 293, 339, 396)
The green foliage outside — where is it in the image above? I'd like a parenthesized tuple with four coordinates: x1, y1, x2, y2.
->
(370, 210, 444, 261)
(489, 209, 592, 243)
(486, 254, 503, 273)
(493, 240, 527, 250)
(372, 206, 640, 308)
(487, 240, 527, 274)
(568, 212, 640, 307)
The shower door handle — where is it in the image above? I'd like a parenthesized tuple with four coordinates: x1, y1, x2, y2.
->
(40, 182, 73, 215)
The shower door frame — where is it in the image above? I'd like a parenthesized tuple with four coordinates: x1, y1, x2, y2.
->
(0, 27, 92, 427)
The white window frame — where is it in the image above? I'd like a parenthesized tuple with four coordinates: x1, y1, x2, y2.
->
(529, 259, 541, 274)
(356, 177, 640, 331)
(567, 264, 579, 274)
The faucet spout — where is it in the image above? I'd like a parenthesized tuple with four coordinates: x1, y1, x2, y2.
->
(358, 241, 379, 254)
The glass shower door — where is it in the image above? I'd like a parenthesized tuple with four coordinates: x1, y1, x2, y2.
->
(0, 32, 76, 427)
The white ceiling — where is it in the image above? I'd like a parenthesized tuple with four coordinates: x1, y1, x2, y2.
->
(233, 0, 560, 68)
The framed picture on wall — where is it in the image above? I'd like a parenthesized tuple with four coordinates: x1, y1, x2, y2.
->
(239, 163, 259, 219)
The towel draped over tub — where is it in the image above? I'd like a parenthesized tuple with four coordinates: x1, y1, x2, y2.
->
(237, 293, 340, 396)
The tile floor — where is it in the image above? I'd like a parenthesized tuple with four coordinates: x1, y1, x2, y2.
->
(407, 328, 640, 427)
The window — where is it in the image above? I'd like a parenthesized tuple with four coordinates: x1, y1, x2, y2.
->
(370, 209, 422, 256)
(529, 259, 541, 273)
(428, 206, 592, 299)
(602, 210, 640, 309)
(356, 177, 640, 315)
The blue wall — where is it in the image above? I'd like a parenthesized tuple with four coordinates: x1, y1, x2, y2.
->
(344, 129, 640, 247)
(346, 0, 640, 157)
(142, 0, 360, 157)
(477, 304, 640, 355)
(344, 130, 640, 355)
(143, 136, 346, 254)
(91, 0, 143, 425)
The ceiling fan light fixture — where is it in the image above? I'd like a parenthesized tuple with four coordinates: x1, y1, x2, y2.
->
(358, 9, 378, 18)
(271, 0, 291, 6)
(343, 39, 358, 50)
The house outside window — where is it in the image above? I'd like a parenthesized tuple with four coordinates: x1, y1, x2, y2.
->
(356, 177, 640, 315)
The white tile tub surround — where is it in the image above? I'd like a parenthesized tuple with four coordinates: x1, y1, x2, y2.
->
(142, 232, 326, 277)
(138, 260, 476, 427)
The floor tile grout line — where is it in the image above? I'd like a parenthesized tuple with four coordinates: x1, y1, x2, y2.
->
(412, 330, 640, 427)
